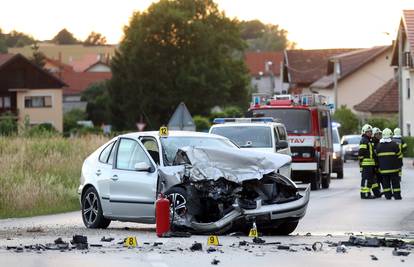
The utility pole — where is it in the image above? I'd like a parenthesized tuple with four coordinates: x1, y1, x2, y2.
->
(279, 61, 284, 94)
(398, 26, 404, 133)
(331, 58, 339, 111)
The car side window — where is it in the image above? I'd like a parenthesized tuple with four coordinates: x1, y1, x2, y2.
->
(140, 137, 160, 165)
(277, 126, 287, 141)
(99, 141, 114, 164)
(115, 138, 152, 171)
(107, 141, 117, 165)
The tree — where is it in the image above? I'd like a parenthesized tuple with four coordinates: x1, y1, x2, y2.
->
(332, 105, 359, 136)
(63, 109, 87, 133)
(109, 0, 250, 130)
(52, 28, 79, 45)
(240, 20, 295, 51)
(0, 28, 7, 53)
(365, 116, 398, 131)
(4, 30, 36, 47)
(84, 31, 107, 46)
(81, 81, 111, 125)
(29, 43, 46, 68)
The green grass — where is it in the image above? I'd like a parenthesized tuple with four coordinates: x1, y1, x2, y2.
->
(0, 135, 108, 219)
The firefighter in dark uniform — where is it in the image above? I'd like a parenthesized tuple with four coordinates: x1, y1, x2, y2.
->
(359, 124, 381, 199)
(392, 128, 407, 181)
(372, 127, 383, 190)
(376, 128, 402, 200)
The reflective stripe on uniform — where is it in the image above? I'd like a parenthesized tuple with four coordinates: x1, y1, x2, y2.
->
(361, 158, 376, 166)
(382, 188, 391, 192)
(359, 144, 367, 149)
(371, 183, 379, 188)
(377, 152, 396, 156)
(393, 188, 401, 192)
(379, 169, 400, 174)
(360, 187, 370, 193)
(402, 143, 408, 148)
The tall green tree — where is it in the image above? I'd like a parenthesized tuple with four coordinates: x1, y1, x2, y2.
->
(84, 31, 107, 46)
(333, 105, 359, 136)
(52, 28, 79, 45)
(4, 30, 36, 47)
(81, 81, 111, 125)
(240, 20, 295, 51)
(29, 43, 46, 68)
(109, 0, 250, 130)
(0, 28, 7, 53)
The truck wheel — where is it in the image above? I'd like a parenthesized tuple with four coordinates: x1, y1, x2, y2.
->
(322, 173, 331, 189)
(310, 171, 321, 190)
(337, 169, 344, 179)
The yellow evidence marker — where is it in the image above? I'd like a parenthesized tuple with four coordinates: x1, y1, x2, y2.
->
(159, 126, 169, 137)
(124, 236, 137, 248)
(248, 222, 258, 238)
(207, 235, 220, 246)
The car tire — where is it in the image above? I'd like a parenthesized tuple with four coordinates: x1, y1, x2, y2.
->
(268, 221, 299, 235)
(310, 170, 321, 190)
(321, 172, 330, 189)
(337, 169, 344, 179)
(81, 187, 111, 229)
(165, 187, 188, 228)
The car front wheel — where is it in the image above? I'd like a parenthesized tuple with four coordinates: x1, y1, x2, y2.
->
(82, 187, 111, 229)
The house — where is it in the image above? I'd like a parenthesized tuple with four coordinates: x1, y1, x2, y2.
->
(245, 51, 289, 98)
(391, 10, 414, 137)
(310, 46, 394, 111)
(71, 54, 111, 72)
(354, 78, 398, 118)
(282, 48, 355, 94)
(0, 53, 65, 131)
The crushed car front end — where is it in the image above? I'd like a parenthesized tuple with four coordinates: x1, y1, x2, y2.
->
(158, 146, 310, 234)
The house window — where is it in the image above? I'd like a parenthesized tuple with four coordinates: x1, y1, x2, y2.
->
(407, 123, 412, 137)
(407, 78, 411, 99)
(24, 96, 52, 108)
(0, 96, 11, 109)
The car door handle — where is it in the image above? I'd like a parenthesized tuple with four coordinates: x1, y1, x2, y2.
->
(96, 170, 101, 176)
(111, 175, 119, 181)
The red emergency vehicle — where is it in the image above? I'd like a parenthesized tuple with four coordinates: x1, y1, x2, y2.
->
(247, 94, 333, 190)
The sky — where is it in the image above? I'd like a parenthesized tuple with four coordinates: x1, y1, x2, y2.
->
(1, 0, 414, 49)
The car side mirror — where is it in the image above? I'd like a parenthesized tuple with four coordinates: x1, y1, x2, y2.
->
(134, 162, 152, 172)
(341, 140, 348, 146)
(277, 140, 289, 150)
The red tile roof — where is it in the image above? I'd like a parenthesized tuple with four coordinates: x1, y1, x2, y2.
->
(391, 10, 414, 65)
(71, 54, 103, 72)
(354, 79, 398, 113)
(311, 46, 391, 88)
(284, 49, 356, 85)
(245, 51, 283, 76)
(44, 57, 74, 72)
(60, 71, 112, 95)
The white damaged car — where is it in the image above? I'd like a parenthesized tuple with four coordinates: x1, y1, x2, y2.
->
(78, 131, 310, 235)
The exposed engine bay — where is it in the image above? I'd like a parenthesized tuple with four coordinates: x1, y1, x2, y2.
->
(158, 147, 308, 233)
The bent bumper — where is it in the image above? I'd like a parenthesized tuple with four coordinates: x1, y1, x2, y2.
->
(189, 185, 311, 232)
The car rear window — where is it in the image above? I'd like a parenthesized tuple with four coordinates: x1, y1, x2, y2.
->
(345, 136, 361, 144)
(251, 109, 311, 134)
(210, 126, 272, 148)
(332, 128, 340, 144)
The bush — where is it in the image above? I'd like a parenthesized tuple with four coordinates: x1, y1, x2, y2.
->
(193, 115, 211, 132)
(365, 117, 398, 131)
(332, 105, 359, 136)
(23, 123, 58, 138)
(210, 105, 244, 120)
(0, 113, 17, 136)
(63, 109, 87, 133)
(403, 137, 414, 157)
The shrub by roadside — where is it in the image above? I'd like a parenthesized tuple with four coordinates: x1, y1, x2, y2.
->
(403, 136, 414, 157)
(0, 135, 108, 219)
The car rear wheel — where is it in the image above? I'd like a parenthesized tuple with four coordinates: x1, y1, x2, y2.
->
(81, 187, 111, 229)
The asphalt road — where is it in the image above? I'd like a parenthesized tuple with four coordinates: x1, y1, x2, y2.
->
(1, 160, 413, 266)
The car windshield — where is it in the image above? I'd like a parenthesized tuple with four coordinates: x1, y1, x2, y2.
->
(344, 135, 361, 144)
(160, 136, 236, 164)
(251, 109, 311, 134)
(332, 128, 340, 144)
(210, 126, 272, 148)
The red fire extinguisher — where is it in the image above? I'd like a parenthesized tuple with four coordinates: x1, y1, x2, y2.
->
(156, 194, 170, 237)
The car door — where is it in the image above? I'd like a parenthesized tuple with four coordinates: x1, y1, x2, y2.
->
(275, 125, 290, 155)
(109, 137, 158, 222)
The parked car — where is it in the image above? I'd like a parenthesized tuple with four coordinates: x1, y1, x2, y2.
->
(78, 131, 310, 235)
(341, 135, 361, 162)
(332, 125, 344, 179)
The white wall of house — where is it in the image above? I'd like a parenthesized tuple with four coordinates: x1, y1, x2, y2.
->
(251, 76, 289, 96)
(402, 38, 414, 136)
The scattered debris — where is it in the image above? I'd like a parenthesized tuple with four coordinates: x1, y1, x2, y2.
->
(289, 248, 297, 252)
(161, 231, 192, 238)
(101, 236, 114, 242)
(211, 258, 220, 265)
(370, 255, 378, 261)
(304, 246, 312, 251)
(238, 240, 247, 246)
(70, 235, 88, 250)
(312, 242, 323, 251)
(326, 234, 333, 237)
(26, 227, 43, 233)
(392, 248, 411, 256)
(153, 242, 163, 247)
(90, 244, 103, 247)
(343, 236, 409, 248)
(336, 245, 347, 253)
(190, 242, 203, 251)
(305, 232, 312, 236)
(207, 247, 217, 253)
(252, 237, 266, 244)
(277, 245, 290, 250)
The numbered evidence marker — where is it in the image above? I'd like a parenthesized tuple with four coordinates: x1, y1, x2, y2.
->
(207, 235, 220, 246)
(124, 236, 137, 248)
(159, 126, 169, 137)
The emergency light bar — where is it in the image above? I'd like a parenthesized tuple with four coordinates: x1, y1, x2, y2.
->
(213, 117, 274, 124)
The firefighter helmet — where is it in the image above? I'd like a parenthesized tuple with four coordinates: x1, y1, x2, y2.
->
(393, 128, 402, 138)
(382, 128, 393, 139)
(372, 127, 382, 135)
(361, 124, 373, 134)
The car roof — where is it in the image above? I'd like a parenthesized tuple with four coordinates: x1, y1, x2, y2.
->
(210, 122, 284, 128)
(120, 130, 229, 140)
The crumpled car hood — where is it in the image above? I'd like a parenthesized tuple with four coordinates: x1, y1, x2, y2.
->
(176, 146, 291, 184)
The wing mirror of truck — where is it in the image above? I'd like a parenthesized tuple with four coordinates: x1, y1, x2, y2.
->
(341, 140, 348, 146)
(277, 140, 289, 150)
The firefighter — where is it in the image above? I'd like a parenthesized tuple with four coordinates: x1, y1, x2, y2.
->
(392, 128, 407, 181)
(359, 124, 381, 199)
(376, 128, 402, 200)
(372, 127, 383, 190)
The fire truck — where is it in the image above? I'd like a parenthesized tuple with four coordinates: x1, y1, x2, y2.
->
(247, 94, 333, 190)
